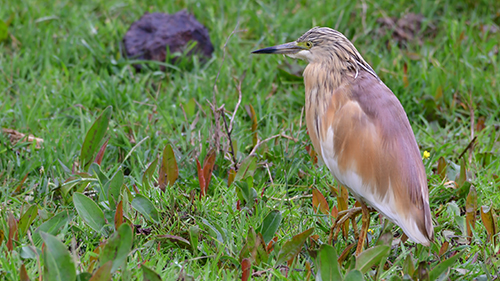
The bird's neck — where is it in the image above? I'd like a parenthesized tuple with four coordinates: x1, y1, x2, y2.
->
(303, 61, 354, 150)
(303, 61, 353, 109)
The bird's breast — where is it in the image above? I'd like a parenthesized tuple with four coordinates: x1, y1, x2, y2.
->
(303, 73, 352, 162)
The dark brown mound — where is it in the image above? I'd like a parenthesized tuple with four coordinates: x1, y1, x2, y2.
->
(123, 10, 214, 70)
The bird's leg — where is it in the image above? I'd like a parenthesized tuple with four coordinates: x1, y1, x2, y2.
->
(328, 207, 362, 244)
(351, 216, 360, 239)
(355, 201, 370, 256)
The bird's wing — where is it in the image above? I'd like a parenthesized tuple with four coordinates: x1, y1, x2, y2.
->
(317, 71, 433, 244)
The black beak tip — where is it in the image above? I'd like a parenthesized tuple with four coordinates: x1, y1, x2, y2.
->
(251, 46, 276, 54)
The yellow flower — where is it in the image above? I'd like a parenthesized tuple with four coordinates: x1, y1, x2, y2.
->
(423, 151, 430, 159)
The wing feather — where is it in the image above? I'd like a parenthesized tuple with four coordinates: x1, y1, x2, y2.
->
(317, 70, 433, 244)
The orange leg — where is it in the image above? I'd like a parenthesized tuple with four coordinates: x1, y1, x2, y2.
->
(351, 216, 359, 239)
(355, 201, 370, 256)
(328, 207, 362, 244)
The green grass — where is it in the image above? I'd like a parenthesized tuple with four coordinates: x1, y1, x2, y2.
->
(1, 0, 499, 280)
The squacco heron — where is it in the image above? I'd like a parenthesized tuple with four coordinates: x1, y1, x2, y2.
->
(253, 27, 434, 254)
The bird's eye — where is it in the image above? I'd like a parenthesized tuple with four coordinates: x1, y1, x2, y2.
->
(306, 42, 313, 48)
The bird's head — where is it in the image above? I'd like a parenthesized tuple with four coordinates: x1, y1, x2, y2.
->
(252, 27, 378, 78)
(252, 27, 353, 62)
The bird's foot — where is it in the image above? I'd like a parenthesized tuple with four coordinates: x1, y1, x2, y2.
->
(328, 204, 373, 256)
(328, 207, 362, 244)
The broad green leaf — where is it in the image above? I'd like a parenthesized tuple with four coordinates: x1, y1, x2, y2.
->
(234, 156, 257, 182)
(312, 189, 330, 215)
(277, 228, 314, 264)
(355, 245, 390, 273)
(158, 143, 178, 191)
(142, 158, 158, 191)
(41, 232, 76, 281)
(107, 171, 123, 210)
(73, 193, 106, 233)
(142, 265, 163, 281)
(18, 205, 38, 238)
(344, 269, 364, 281)
(258, 210, 282, 244)
(315, 244, 342, 281)
(80, 106, 112, 171)
(429, 249, 465, 280)
(89, 261, 112, 281)
(34, 211, 72, 246)
(100, 223, 133, 272)
(131, 194, 159, 223)
(481, 205, 498, 244)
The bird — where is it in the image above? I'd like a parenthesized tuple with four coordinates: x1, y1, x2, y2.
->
(252, 27, 434, 255)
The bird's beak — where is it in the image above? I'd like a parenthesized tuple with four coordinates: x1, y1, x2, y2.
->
(252, 42, 304, 55)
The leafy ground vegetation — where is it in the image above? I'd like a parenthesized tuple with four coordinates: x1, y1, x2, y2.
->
(1, 0, 500, 280)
